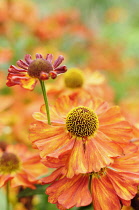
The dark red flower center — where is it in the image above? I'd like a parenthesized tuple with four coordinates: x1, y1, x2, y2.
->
(0, 141, 7, 151)
(28, 59, 53, 78)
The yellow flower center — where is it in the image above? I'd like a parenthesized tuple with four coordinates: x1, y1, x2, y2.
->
(66, 106, 99, 137)
(92, 168, 107, 178)
(28, 58, 53, 78)
(0, 152, 20, 173)
(64, 68, 84, 88)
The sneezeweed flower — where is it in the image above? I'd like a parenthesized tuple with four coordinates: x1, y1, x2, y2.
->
(6, 53, 67, 90)
(42, 147, 139, 210)
(30, 95, 132, 178)
(47, 67, 114, 103)
(0, 144, 47, 189)
(120, 96, 139, 138)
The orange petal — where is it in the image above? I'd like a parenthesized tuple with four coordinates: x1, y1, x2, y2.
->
(107, 170, 138, 200)
(11, 173, 36, 189)
(21, 76, 37, 90)
(99, 121, 132, 143)
(98, 106, 124, 125)
(0, 174, 13, 187)
(92, 175, 121, 210)
(42, 167, 64, 184)
(66, 139, 88, 178)
(34, 131, 73, 159)
(110, 151, 139, 173)
(30, 122, 65, 148)
(46, 174, 92, 209)
(85, 132, 123, 172)
(58, 175, 92, 208)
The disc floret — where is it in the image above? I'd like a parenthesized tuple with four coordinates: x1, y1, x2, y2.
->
(0, 152, 20, 174)
(64, 68, 84, 88)
(66, 106, 99, 137)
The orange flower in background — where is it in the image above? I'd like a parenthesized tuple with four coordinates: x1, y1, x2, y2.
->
(34, 10, 82, 41)
(0, 48, 13, 64)
(42, 146, 139, 210)
(30, 95, 132, 178)
(88, 41, 125, 74)
(0, 83, 44, 145)
(120, 96, 139, 138)
(47, 67, 114, 103)
(6, 53, 67, 90)
(0, 144, 47, 189)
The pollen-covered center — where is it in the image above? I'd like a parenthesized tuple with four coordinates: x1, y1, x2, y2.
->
(0, 152, 20, 173)
(64, 68, 84, 88)
(28, 58, 53, 78)
(66, 106, 99, 137)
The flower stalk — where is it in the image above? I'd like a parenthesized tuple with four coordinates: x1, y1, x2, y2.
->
(39, 80, 51, 125)
(6, 181, 10, 210)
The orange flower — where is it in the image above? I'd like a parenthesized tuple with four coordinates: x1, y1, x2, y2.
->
(0, 144, 47, 189)
(42, 147, 139, 210)
(30, 95, 132, 178)
(6, 53, 67, 90)
(47, 67, 114, 103)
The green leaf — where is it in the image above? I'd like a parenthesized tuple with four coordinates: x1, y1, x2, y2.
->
(18, 184, 48, 198)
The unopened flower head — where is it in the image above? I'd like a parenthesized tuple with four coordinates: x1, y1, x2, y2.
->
(6, 53, 67, 90)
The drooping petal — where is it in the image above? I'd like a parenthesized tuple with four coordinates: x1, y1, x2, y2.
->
(42, 153, 68, 168)
(30, 122, 65, 147)
(6, 72, 37, 90)
(99, 121, 132, 143)
(66, 139, 88, 178)
(98, 106, 124, 125)
(20, 75, 37, 90)
(0, 174, 13, 187)
(107, 169, 138, 200)
(120, 199, 131, 206)
(110, 150, 139, 173)
(31, 123, 74, 159)
(85, 131, 123, 172)
(58, 175, 92, 208)
(11, 173, 36, 189)
(41, 167, 65, 184)
(46, 174, 92, 209)
(92, 175, 121, 210)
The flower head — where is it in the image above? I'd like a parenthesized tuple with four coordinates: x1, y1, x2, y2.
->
(42, 146, 139, 210)
(47, 67, 114, 103)
(6, 53, 67, 90)
(30, 95, 132, 178)
(0, 144, 47, 189)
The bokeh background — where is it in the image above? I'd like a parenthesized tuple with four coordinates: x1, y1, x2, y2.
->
(0, 0, 139, 209)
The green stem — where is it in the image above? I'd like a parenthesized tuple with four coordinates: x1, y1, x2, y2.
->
(6, 182, 10, 210)
(39, 80, 51, 125)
